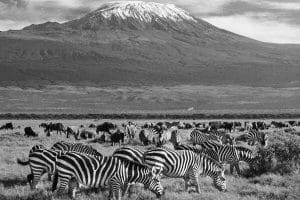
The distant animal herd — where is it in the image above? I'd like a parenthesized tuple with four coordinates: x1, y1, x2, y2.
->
(0, 119, 299, 199)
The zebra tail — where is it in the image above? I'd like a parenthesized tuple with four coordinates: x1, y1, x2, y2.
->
(17, 158, 30, 165)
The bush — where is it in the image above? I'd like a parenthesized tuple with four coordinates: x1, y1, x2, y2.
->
(248, 133, 300, 176)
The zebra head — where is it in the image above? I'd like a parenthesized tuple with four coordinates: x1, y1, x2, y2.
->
(260, 133, 268, 147)
(144, 170, 164, 198)
(213, 169, 227, 192)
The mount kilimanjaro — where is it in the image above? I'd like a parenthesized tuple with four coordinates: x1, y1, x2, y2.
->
(0, 1, 299, 87)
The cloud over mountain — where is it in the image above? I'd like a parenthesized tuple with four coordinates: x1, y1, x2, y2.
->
(0, 0, 299, 43)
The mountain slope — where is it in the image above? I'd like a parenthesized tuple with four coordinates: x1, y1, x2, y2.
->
(0, 1, 299, 87)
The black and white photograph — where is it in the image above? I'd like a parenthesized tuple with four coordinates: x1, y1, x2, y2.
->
(0, 0, 299, 199)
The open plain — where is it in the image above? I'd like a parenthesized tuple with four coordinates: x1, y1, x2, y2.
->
(0, 119, 299, 200)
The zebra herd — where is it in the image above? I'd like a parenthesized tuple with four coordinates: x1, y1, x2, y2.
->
(16, 125, 267, 199)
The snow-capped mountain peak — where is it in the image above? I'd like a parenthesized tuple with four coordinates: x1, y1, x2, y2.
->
(91, 1, 196, 23)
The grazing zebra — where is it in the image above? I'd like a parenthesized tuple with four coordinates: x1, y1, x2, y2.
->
(197, 141, 257, 175)
(236, 129, 268, 147)
(190, 129, 221, 145)
(112, 147, 146, 195)
(17, 148, 63, 189)
(51, 141, 102, 157)
(17, 142, 102, 189)
(143, 148, 226, 192)
(54, 152, 164, 199)
(112, 147, 144, 164)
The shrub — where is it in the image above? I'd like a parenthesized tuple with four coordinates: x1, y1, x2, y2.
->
(248, 133, 300, 176)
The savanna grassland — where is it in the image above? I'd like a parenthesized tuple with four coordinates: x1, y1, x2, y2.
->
(0, 119, 299, 200)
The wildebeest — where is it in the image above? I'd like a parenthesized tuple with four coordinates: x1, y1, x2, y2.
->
(42, 122, 65, 135)
(96, 122, 116, 134)
(65, 126, 79, 139)
(0, 122, 13, 130)
(78, 129, 97, 140)
(89, 123, 96, 128)
(24, 127, 38, 137)
(110, 129, 125, 146)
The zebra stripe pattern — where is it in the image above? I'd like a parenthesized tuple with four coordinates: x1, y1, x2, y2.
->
(190, 129, 221, 145)
(198, 141, 257, 175)
(246, 129, 268, 147)
(18, 142, 102, 190)
(112, 147, 144, 164)
(173, 143, 219, 161)
(54, 152, 163, 199)
(143, 148, 226, 192)
(51, 141, 102, 157)
(29, 144, 46, 154)
(17, 148, 62, 189)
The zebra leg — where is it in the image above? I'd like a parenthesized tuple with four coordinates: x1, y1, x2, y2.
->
(122, 183, 129, 196)
(27, 173, 33, 188)
(31, 170, 45, 189)
(235, 162, 241, 176)
(194, 174, 200, 193)
(230, 163, 234, 174)
(68, 177, 78, 199)
(52, 172, 59, 192)
(189, 170, 200, 193)
(48, 173, 52, 181)
(56, 175, 71, 197)
(183, 177, 190, 192)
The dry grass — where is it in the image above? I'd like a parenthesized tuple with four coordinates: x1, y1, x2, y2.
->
(0, 119, 299, 200)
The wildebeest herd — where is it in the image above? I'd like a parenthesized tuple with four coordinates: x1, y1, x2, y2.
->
(1, 119, 298, 199)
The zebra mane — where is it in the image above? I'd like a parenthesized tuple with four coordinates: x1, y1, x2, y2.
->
(234, 146, 252, 152)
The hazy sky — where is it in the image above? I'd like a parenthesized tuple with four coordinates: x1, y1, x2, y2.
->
(0, 0, 299, 44)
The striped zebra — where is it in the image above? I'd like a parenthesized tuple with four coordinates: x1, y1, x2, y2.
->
(173, 143, 219, 161)
(17, 142, 102, 189)
(236, 129, 268, 147)
(112, 147, 144, 164)
(197, 141, 257, 175)
(51, 141, 102, 157)
(190, 129, 221, 145)
(112, 147, 147, 195)
(54, 152, 164, 199)
(143, 148, 226, 192)
(29, 144, 46, 154)
(17, 148, 63, 189)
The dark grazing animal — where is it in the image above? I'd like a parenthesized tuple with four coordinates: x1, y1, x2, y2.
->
(24, 127, 38, 137)
(110, 129, 125, 146)
(96, 122, 116, 134)
(43, 122, 65, 135)
(0, 122, 13, 130)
